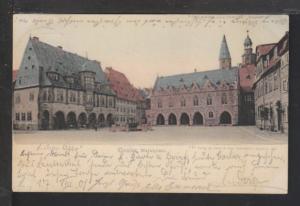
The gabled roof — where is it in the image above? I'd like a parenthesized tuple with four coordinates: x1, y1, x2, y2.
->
(105, 67, 142, 102)
(154, 67, 238, 91)
(15, 37, 115, 95)
(219, 35, 231, 59)
(30, 37, 107, 84)
(256, 43, 276, 58)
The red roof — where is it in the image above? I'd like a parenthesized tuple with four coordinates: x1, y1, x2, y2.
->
(13, 70, 18, 82)
(256, 43, 276, 59)
(239, 64, 256, 92)
(105, 67, 143, 102)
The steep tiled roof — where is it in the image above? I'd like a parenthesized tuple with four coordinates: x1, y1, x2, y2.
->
(30, 38, 107, 84)
(219, 35, 231, 59)
(239, 64, 256, 92)
(256, 43, 276, 58)
(154, 67, 238, 91)
(15, 37, 114, 95)
(105, 67, 142, 102)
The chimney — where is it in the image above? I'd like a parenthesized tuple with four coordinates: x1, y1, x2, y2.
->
(57, 46, 63, 49)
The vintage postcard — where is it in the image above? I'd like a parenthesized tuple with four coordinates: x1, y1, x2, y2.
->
(12, 14, 289, 193)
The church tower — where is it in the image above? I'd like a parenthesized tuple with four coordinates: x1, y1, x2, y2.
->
(219, 35, 232, 70)
(242, 30, 256, 65)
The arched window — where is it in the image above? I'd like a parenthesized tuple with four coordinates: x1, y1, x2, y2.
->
(193, 95, 199, 106)
(168, 98, 173, 107)
(180, 97, 186, 107)
(207, 94, 212, 105)
(209, 111, 214, 118)
(157, 99, 162, 108)
(221, 93, 227, 104)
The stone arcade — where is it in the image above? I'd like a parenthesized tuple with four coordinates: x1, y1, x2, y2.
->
(146, 34, 257, 126)
(13, 37, 116, 130)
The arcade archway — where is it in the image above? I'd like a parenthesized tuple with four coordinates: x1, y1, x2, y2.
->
(78, 113, 87, 128)
(168, 113, 177, 125)
(220, 111, 232, 124)
(54, 111, 65, 130)
(67, 112, 77, 128)
(107, 113, 114, 127)
(180, 113, 190, 125)
(156, 114, 165, 125)
(193, 112, 203, 125)
(88, 113, 97, 128)
(41, 110, 49, 130)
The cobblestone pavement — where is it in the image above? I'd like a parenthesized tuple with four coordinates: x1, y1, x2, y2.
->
(13, 126, 288, 145)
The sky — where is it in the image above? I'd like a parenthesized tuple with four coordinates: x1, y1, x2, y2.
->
(13, 15, 289, 88)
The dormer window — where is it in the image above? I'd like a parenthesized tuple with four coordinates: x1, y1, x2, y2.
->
(48, 72, 59, 81)
(66, 77, 74, 84)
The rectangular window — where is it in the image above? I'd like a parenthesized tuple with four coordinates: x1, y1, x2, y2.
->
(207, 96, 212, 105)
(85, 77, 94, 89)
(21, 113, 26, 121)
(16, 113, 20, 121)
(29, 92, 34, 101)
(283, 80, 288, 91)
(15, 95, 21, 104)
(56, 90, 64, 102)
(158, 99, 162, 108)
(108, 98, 113, 107)
(27, 112, 32, 121)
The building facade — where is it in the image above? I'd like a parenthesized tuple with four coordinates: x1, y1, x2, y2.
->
(13, 37, 116, 130)
(146, 35, 240, 126)
(105, 67, 145, 126)
(238, 32, 256, 125)
(253, 32, 289, 133)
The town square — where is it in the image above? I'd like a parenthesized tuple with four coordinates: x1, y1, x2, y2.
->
(12, 15, 289, 143)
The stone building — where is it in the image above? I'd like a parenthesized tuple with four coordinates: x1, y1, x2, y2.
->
(105, 67, 145, 126)
(13, 37, 116, 130)
(253, 32, 289, 133)
(238, 32, 256, 125)
(146, 35, 240, 126)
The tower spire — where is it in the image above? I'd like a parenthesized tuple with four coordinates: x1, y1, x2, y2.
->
(219, 35, 231, 70)
(242, 30, 256, 65)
